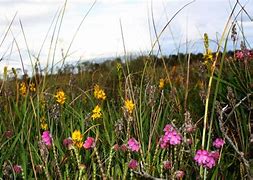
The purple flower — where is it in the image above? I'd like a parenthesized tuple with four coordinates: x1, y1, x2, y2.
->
(213, 138, 225, 149)
(13, 165, 22, 174)
(128, 159, 138, 169)
(127, 138, 140, 152)
(194, 150, 216, 169)
(42, 131, 52, 147)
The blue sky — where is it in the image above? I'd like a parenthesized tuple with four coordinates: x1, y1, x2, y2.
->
(0, 0, 252, 73)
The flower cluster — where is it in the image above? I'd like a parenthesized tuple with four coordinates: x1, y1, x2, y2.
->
(19, 82, 27, 96)
(83, 137, 95, 149)
(127, 138, 140, 152)
(160, 124, 182, 148)
(40, 116, 48, 130)
(94, 84, 106, 101)
(42, 131, 52, 147)
(235, 49, 253, 61)
(194, 150, 219, 169)
(72, 130, 83, 148)
(29, 82, 36, 92)
(194, 138, 224, 169)
(91, 105, 102, 120)
(124, 99, 135, 114)
(55, 90, 66, 105)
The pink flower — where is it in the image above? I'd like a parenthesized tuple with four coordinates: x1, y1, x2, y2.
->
(113, 144, 120, 151)
(163, 161, 172, 170)
(13, 165, 22, 174)
(235, 50, 244, 60)
(63, 137, 73, 149)
(163, 124, 174, 132)
(120, 144, 128, 152)
(213, 138, 225, 149)
(83, 137, 95, 149)
(128, 159, 138, 169)
(194, 150, 216, 169)
(210, 151, 220, 161)
(42, 131, 52, 147)
(127, 138, 140, 152)
(175, 170, 185, 179)
(165, 130, 182, 145)
(160, 136, 169, 149)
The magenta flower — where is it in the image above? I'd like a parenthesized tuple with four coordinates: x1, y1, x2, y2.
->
(163, 124, 174, 132)
(160, 136, 169, 149)
(83, 137, 95, 149)
(175, 170, 185, 179)
(128, 159, 138, 169)
(165, 130, 182, 145)
(127, 138, 140, 152)
(213, 138, 225, 149)
(194, 150, 216, 169)
(163, 161, 172, 170)
(235, 50, 244, 60)
(63, 137, 73, 149)
(210, 151, 220, 161)
(42, 131, 52, 147)
(13, 165, 22, 174)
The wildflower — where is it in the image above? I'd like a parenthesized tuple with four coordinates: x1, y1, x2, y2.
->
(120, 144, 128, 152)
(94, 84, 106, 100)
(160, 124, 182, 148)
(193, 150, 216, 169)
(63, 138, 73, 149)
(41, 122, 48, 130)
(29, 82, 36, 92)
(83, 137, 95, 149)
(72, 130, 83, 142)
(42, 131, 52, 147)
(72, 130, 83, 148)
(55, 90, 66, 105)
(175, 170, 185, 179)
(235, 50, 244, 60)
(91, 105, 102, 120)
(128, 159, 138, 170)
(4, 130, 13, 139)
(159, 78, 165, 89)
(124, 99, 135, 114)
(19, 82, 27, 96)
(213, 138, 225, 149)
(163, 161, 172, 170)
(13, 165, 22, 174)
(210, 151, 220, 161)
(127, 138, 140, 152)
(113, 144, 120, 151)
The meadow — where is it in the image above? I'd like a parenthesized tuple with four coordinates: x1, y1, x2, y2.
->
(0, 1, 253, 180)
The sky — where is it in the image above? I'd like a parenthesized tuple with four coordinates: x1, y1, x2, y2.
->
(0, 0, 253, 74)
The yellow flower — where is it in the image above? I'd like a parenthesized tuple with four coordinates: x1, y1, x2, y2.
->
(41, 122, 48, 130)
(94, 84, 106, 101)
(29, 83, 36, 92)
(19, 82, 27, 96)
(72, 130, 83, 142)
(91, 105, 102, 120)
(75, 141, 83, 149)
(124, 99, 135, 114)
(159, 78, 165, 89)
(204, 49, 213, 61)
(55, 90, 66, 105)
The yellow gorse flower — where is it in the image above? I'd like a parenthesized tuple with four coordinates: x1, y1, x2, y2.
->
(19, 82, 27, 96)
(91, 105, 102, 120)
(159, 78, 165, 89)
(72, 130, 83, 148)
(55, 90, 66, 105)
(94, 84, 106, 101)
(124, 99, 135, 114)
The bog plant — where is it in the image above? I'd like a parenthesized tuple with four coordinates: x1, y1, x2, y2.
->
(0, 1, 252, 180)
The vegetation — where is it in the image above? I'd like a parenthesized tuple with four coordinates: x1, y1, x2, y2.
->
(0, 1, 253, 179)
